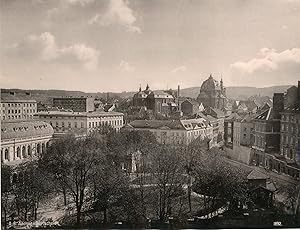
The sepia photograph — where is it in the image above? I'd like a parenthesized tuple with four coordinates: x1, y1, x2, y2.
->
(0, 0, 300, 229)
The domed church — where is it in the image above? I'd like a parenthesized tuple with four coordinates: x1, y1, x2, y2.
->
(197, 74, 227, 110)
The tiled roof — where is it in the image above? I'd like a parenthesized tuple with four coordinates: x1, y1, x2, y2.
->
(1, 120, 54, 140)
(1, 93, 36, 103)
(182, 99, 199, 106)
(247, 170, 269, 180)
(127, 118, 211, 131)
(254, 108, 273, 121)
(207, 107, 225, 118)
(283, 101, 300, 114)
(37, 111, 124, 117)
(149, 91, 174, 99)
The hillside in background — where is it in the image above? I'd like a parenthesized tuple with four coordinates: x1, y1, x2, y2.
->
(1, 85, 293, 103)
(180, 85, 293, 100)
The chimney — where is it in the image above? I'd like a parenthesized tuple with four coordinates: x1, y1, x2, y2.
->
(273, 93, 284, 119)
(298, 81, 300, 100)
(10, 91, 16, 96)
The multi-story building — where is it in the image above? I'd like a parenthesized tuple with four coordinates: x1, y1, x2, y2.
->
(239, 114, 255, 147)
(1, 120, 54, 165)
(280, 102, 300, 164)
(132, 85, 151, 107)
(53, 96, 95, 112)
(1, 92, 37, 121)
(251, 87, 300, 179)
(146, 91, 177, 116)
(36, 111, 124, 138)
(278, 81, 300, 177)
(203, 107, 225, 146)
(181, 99, 204, 116)
(125, 118, 213, 146)
(251, 94, 283, 168)
(197, 74, 227, 110)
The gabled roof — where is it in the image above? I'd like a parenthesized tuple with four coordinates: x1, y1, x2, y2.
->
(206, 107, 225, 118)
(225, 112, 241, 121)
(182, 98, 199, 106)
(254, 108, 273, 121)
(282, 101, 300, 114)
(247, 170, 269, 180)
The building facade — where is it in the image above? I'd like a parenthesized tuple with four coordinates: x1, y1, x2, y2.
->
(36, 111, 124, 137)
(125, 118, 213, 146)
(53, 96, 95, 112)
(181, 99, 203, 116)
(251, 92, 300, 179)
(1, 92, 37, 121)
(1, 120, 54, 164)
(197, 74, 227, 110)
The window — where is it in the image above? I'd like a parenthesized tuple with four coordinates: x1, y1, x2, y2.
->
(81, 122, 84, 128)
(75, 122, 77, 128)
(56, 122, 59, 127)
(68, 122, 71, 128)
(62, 122, 64, 127)
(4, 149, 9, 160)
(89, 122, 91, 128)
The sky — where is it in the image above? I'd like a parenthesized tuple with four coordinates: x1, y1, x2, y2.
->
(1, 0, 300, 92)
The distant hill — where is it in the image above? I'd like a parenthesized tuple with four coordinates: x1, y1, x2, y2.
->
(180, 85, 293, 100)
(1, 85, 293, 103)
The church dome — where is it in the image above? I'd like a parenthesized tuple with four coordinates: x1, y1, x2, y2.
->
(200, 75, 220, 92)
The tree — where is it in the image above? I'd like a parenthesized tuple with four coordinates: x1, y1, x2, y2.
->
(282, 183, 300, 224)
(12, 161, 51, 222)
(1, 165, 13, 229)
(38, 135, 106, 226)
(148, 145, 186, 223)
(92, 159, 130, 225)
(192, 151, 250, 217)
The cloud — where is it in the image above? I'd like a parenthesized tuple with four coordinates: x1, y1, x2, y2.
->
(7, 32, 100, 70)
(230, 48, 300, 74)
(119, 60, 135, 72)
(63, 0, 95, 6)
(88, 0, 141, 33)
(171, 65, 187, 73)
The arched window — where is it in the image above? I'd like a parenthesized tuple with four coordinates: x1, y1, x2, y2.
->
(4, 149, 9, 160)
(16, 147, 21, 158)
(22, 146, 26, 158)
(42, 143, 46, 153)
(37, 143, 41, 154)
(27, 145, 32, 156)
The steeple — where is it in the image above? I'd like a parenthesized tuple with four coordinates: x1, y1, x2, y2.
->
(139, 84, 141, 92)
(220, 77, 224, 90)
(145, 84, 149, 91)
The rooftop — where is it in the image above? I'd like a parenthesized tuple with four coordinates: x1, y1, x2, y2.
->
(37, 110, 124, 117)
(1, 120, 54, 140)
(127, 118, 211, 131)
(1, 93, 36, 103)
(282, 101, 300, 114)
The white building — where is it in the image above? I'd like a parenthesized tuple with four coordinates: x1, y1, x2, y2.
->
(125, 118, 213, 146)
(1, 120, 54, 165)
(36, 111, 124, 137)
(1, 92, 37, 121)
